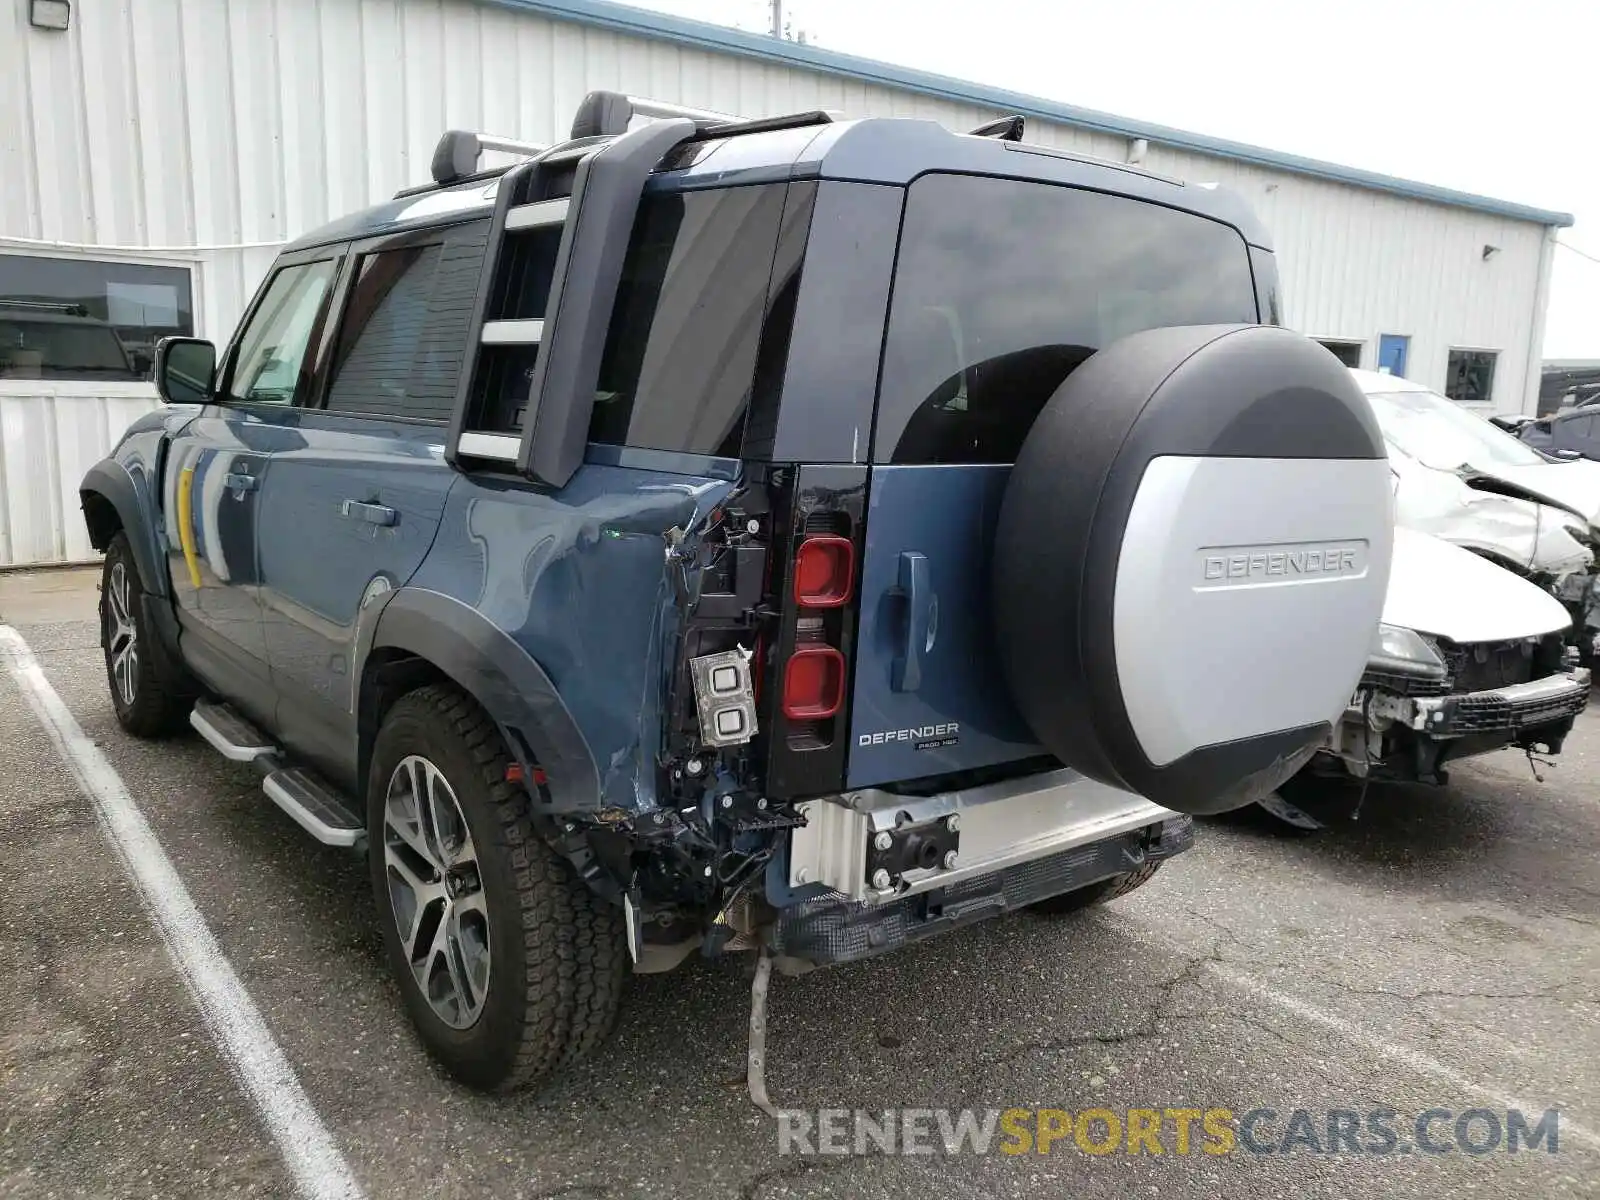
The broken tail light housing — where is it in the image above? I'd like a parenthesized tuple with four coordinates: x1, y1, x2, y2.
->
(793, 535, 854, 608)
(782, 645, 846, 719)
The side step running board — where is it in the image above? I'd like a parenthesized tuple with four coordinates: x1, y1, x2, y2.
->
(190, 700, 274, 762)
(189, 700, 366, 850)
(263, 769, 366, 850)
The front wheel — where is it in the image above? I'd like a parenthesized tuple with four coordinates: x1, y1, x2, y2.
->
(100, 533, 190, 737)
(368, 685, 625, 1092)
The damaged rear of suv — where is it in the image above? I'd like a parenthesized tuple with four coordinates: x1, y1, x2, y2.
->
(83, 92, 1394, 1098)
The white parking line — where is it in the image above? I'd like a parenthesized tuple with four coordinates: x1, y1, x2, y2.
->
(1116, 916, 1600, 1153)
(1211, 963, 1600, 1152)
(0, 625, 365, 1200)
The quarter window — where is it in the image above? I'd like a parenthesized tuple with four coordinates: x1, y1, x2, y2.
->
(324, 223, 489, 422)
(875, 174, 1259, 465)
(224, 260, 338, 406)
(0, 254, 193, 382)
(590, 184, 792, 456)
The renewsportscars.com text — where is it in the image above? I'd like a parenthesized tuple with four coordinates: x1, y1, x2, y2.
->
(776, 1106, 1563, 1157)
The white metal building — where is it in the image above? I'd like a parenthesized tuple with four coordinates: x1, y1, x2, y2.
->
(0, 0, 1575, 567)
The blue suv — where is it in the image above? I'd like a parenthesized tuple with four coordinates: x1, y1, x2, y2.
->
(80, 92, 1395, 1094)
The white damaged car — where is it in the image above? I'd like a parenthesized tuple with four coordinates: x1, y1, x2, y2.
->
(1257, 526, 1591, 832)
(1354, 368, 1600, 663)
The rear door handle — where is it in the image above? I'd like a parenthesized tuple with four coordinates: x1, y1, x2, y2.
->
(222, 472, 258, 493)
(340, 500, 398, 527)
(892, 551, 936, 693)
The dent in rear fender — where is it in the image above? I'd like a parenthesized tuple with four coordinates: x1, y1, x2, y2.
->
(407, 459, 739, 812)
(370, 588, 604, 812)
(78, 405, 201, 596)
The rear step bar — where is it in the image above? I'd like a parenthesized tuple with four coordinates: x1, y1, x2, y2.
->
(189, 700, 366, 850)
(262, 769, 365, 849)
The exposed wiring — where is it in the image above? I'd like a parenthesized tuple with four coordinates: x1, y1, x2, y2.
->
(1351, 688, 1378, 821)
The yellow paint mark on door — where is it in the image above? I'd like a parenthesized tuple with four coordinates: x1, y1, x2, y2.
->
(176, 466, 202, 589)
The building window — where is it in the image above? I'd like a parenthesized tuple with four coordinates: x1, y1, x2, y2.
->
(1317, 340, 1362, 368)
(1446, 349, 1497, 405)
(0, 254, 193, 382)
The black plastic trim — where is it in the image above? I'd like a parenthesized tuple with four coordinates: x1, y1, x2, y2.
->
(80, 462, 164, 596)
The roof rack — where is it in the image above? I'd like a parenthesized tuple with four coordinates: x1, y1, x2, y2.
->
(431, 131, 551, 187)
(425, 90, 836, 190)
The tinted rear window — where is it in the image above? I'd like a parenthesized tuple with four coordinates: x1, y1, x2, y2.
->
(323, 222, 488, 422)
(875, 174, 1259, 465)
(590, 184, 790, 457)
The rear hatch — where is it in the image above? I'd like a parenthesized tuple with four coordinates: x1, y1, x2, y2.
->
(846, 172, 1265, 790)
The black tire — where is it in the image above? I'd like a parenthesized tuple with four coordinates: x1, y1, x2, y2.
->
(100, 532, 191, 737)
(367, 684, 625, 1093)
(1030, 861, 1162, 915)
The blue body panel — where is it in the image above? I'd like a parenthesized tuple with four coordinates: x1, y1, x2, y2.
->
(247, 410, 458, 777)
(408, 455, 736, 811)
(847, 464, 1042, 788)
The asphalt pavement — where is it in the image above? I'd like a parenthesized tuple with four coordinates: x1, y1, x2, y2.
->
(1, 568, 1597, 1199)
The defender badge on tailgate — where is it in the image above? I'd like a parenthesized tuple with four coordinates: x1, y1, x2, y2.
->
(858, 723, 960, 751)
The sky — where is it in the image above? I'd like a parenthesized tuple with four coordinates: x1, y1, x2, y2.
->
(631, 0, 1599, 359)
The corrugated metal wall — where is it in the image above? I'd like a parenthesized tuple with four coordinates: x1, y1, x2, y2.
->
(0, 383, 160, 567)
(0, 0, 1554, 564)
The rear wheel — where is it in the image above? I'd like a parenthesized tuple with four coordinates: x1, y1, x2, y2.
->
(1030, 861, 1162, 915)
(100, 533, 190, 737)
(368, 684, 625, 1092)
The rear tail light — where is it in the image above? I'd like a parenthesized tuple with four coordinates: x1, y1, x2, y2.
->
(793, 535, 854, 608)
(782, 645, 845, 719)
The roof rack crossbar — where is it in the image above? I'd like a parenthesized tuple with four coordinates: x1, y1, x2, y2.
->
(431, 130, 551, 186)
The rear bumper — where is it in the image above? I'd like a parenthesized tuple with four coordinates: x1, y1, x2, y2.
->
(772, 815, 1192, 968)
(773, 767, 1192, 967)
(1409, 668, 1590, 738)
(787, 767, 1181, 903)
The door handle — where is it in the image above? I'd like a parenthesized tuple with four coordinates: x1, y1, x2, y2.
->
(340, 499, 398, 527)
(223, 472, 258, 493)
(892, 551, 936, 693)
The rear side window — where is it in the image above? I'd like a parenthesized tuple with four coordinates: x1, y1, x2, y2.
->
(875, 175, 1259, 465)
(590, 184, 790, 457)
(323, 222, 488, 422)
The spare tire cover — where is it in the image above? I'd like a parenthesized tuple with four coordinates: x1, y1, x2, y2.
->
(993, 324, 1393, 815)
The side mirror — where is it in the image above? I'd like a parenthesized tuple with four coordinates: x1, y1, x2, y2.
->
(154, 336, 216, 405)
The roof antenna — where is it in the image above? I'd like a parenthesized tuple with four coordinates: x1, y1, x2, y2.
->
(970, 115, 1025, 141)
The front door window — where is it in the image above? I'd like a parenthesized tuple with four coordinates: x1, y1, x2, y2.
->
(224, 260, 338, 406)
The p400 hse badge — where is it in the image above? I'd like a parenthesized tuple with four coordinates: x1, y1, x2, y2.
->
(859, 723, 961, 751)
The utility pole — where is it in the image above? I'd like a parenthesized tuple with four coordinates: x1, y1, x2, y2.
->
(770, 0, 782, 38)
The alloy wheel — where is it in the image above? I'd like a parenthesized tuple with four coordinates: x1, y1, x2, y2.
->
(382, 755, 492, 1029)
(105, 560, 139, 708)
